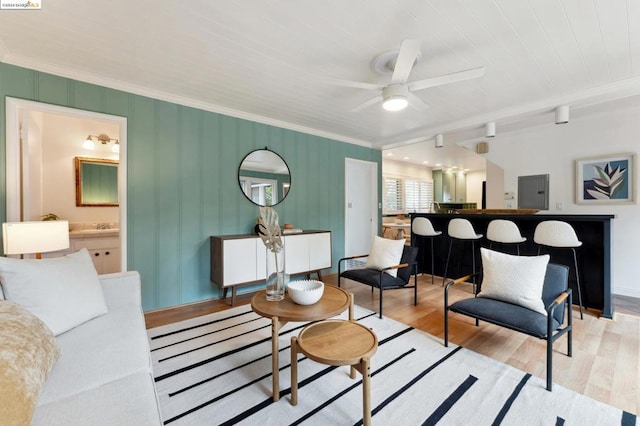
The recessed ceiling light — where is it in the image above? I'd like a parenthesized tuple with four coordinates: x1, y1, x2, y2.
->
(452, 166, 458, 169)
(464, 168, 470, 172)
(423, 161, 429, 164)
(403, 157, 409, 160)
(435, 163, 442, 167)
(386, 152, 393, 156)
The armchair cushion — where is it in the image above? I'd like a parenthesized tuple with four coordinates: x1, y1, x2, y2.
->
(478, 248, 549, 316)
(450, 298, 559, 338)
(364, 236, 405, 277)
(340, 268, 408, 289)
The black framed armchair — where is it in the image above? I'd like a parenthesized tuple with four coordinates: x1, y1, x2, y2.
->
(338, 245, 419, 318)
(444, 263, 572, 391)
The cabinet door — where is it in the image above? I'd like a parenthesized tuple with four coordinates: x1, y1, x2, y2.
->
(443, 172, 455, 202)
(283, 234, 309, 275)
(455, 173, 466, 202)
(309, 232, 331, 270)
(432, 170, 443, 202)
(101, 248, 121, 274)
(223, 239, 258, 285)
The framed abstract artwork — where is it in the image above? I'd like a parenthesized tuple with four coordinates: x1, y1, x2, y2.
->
(575, 153, 636, 204)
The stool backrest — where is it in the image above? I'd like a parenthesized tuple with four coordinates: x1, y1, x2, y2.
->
(412, 217, 441, 237)
(487, 219, 526, 243)
(534, 221, 582, 248)
(448, 218, 482, 240)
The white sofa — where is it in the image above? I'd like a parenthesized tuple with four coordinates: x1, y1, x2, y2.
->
(27, 272, 162, 425)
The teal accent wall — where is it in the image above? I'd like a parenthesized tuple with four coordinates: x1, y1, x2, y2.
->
(0, 62, 382, 311)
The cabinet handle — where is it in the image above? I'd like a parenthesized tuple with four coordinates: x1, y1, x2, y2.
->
(94, 253, 100, 257)
(105, 251, 110, 255)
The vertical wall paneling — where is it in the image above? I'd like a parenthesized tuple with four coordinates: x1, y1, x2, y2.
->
(0, 62, 381, 310)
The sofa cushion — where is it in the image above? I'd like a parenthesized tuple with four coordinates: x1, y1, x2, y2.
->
(37, 293, 152, 405)
(0, 249, 108, 335)
(0, 301, 61, 426)
(365, 236, 405, 277)
(33, 371, 162, 426)
(478, 248, 549, 316)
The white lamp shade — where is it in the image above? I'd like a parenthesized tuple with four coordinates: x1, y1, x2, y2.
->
(2, 220, 70, 255)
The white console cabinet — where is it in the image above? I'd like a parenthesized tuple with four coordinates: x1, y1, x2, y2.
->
(210, 230, 332, 305)
(71, 237, 121, 275)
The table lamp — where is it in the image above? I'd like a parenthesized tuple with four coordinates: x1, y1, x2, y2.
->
(2, 220, 70, 259)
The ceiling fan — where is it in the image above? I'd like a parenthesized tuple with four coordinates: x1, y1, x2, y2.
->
(337, 39, 485, 112)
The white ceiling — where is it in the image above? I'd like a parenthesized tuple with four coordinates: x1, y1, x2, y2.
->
(2, 1, 640, 170)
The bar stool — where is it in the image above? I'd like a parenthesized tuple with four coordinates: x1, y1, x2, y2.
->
(534, 220, 584, 319)
(291, 320, 378, 426)
(412, 217, 442, 284)
(443, 218, 483, 287)
(486, 219, 527, 255)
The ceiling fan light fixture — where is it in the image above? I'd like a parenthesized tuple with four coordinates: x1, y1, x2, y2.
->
(382, 96, 408, 111)
(382, 84, 409, 111)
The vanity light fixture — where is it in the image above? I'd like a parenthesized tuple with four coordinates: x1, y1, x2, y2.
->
(83, 133, 119, 151)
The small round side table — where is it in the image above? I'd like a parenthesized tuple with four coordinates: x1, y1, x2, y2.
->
(290, 319, 378, 426)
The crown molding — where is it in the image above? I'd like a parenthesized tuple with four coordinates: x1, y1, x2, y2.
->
(1, 55, 373, 150)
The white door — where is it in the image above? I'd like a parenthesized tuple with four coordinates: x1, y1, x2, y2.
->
(345, 158, 378, 257)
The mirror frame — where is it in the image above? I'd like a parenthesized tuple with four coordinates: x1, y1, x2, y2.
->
(238, 148, 291, 207)
(75, 157, 119, 207)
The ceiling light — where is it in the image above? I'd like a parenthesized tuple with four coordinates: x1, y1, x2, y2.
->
(435, 163, 442, 167)
(435, 134, 444, 148)
(485, 122, 496, 138)
(386, 152, 393, 156)
(403, 157, 409, 160)
(423, 161, 429, 164)
(382, 84, 409, 111)
(555, 106, 569, 124)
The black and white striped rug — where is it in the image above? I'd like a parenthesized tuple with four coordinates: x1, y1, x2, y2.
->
(148, 304, 636, 425)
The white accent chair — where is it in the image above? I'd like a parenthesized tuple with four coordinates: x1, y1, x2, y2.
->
(411, 217, 442, 284)
(534, 220, 584, 319)
(443, 218, 483, 287)
(486, 219, 527, 255)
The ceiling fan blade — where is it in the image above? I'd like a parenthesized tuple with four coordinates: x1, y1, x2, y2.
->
(407, 93, 429, 111)
(351, 95, 383, 112)
(391, 39, 421, 84)
(408, 66, 486, 92)
(329, 78, 385, 91)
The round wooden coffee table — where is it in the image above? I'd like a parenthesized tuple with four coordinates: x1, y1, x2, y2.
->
(251, 285, 352, 401)
(291, 320, 378, 426)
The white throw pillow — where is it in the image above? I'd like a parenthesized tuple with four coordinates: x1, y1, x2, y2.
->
(478, 248, 550, 316)
(365, 236, 405, 278)
(0, 249, 108, 335)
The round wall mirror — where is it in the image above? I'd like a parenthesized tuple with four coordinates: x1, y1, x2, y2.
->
(238, 148, 291, 206)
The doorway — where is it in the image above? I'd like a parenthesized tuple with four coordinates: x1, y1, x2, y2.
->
(345, 158, 378, 257)
(5, 98, 127, 270)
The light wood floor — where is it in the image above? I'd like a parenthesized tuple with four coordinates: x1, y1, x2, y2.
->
(145, 274, 640, 414)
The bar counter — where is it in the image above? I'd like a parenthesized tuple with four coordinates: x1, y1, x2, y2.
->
(410, 213, 615, 318)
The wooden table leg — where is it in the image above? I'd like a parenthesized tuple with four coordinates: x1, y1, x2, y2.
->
(361, 356, 372, 426)
(271, 316, 280, 401)
(290, 336, 298, 405)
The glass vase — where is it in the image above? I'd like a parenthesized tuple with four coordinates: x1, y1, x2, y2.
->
(266, 245, 286, 301)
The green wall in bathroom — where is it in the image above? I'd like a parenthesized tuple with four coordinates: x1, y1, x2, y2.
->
(0, 62, 382, 311)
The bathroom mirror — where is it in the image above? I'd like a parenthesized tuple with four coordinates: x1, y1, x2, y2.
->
(75, 157, 119, 206)
(238, 148, 291, 206)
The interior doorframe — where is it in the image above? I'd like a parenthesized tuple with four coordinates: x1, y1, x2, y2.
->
(5, 97, 128, 270)
(344, 158, 379, 257)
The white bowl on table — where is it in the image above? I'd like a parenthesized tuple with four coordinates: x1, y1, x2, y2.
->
(287, 280, 324, 305)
